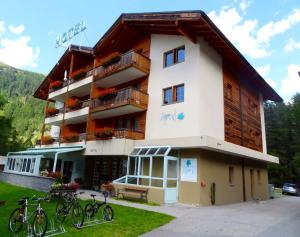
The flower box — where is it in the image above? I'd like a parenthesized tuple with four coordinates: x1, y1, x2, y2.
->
(94, 87, 117, 100)
(41, 135, 55, 145)
(63, 133, 80, 142)
(46, 107, 59, 116)
(94, 127, 114, 138)
(49, 80, 63, 90)
(66, 97, 81, 110)
(102, 52, 121, 68)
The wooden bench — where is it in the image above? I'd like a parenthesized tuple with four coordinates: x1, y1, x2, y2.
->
(117, 186, 148, 202)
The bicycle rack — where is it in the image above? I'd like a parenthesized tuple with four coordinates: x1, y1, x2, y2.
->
(12, 217, 66, 237)
(81, 214, 113, 228)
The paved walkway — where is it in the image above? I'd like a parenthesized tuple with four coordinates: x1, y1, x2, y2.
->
(78, 190, 300, 237)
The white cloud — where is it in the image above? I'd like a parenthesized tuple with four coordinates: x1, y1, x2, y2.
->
(0, 36, 40, 68)
(256, 64, 271, 77)
(8, 24, 24, 35)
(284, 38, 300, 52)
(239, 0, 251, 14)
(256, 64, 277, 88)
(208, 8, 300, 59)
(280, 64, 300, 98)
(0, 21, 5, 36)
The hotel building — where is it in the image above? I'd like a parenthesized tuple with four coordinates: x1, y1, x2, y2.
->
(4, 11, 282, 205)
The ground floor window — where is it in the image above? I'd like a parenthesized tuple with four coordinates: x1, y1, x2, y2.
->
(6, 157, 36, 175)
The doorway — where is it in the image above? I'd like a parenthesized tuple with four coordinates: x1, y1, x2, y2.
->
(164, 156, 179, 203)
(63, 161, 73, 183)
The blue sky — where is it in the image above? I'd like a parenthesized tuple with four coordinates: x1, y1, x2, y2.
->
(0, 0, 300, 101)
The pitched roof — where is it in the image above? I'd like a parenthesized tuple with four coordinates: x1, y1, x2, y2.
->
(35, 10, 282, 102)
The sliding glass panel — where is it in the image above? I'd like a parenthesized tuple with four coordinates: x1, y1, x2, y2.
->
(127, 176, 138, 185)
(139, 178, 149, 186)
(128, 156, 137, 175)
(151, 179, 163, 187)
(167, 160, 177, 179)
(22, 159, 27, 172)
(167, 180, 177, 188)
(26, 159, 31, 173)
(140, 156, 150, 176)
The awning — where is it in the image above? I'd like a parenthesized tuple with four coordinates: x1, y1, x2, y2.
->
(7, 146, 85, 173)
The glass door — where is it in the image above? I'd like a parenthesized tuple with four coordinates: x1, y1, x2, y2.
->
(164, 156, 179, 203)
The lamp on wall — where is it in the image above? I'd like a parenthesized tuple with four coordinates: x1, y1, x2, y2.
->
(63, 70, 68, 81)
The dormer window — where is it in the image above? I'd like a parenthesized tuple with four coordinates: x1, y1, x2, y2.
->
(164, 46, 185, 67)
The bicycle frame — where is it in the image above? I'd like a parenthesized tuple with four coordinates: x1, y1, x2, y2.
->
(20, 199, 42, 224)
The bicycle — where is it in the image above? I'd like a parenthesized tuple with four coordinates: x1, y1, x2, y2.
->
(55, 191, 85, 228)
(84, 191, 114, 221)
(8, 196, 49, 237)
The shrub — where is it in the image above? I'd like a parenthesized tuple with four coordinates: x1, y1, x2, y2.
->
(63, 132, 80, 142)
(94, 87, 117, 100)
(102, 52, 121, 68)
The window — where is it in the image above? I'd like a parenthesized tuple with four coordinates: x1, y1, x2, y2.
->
(133, 118, 139, 131)
(175, 84, 184, 102)
(164, 46, 185, 67)
(163, 87, 173, 104)
(229, 167, 234, 185)
(257, 170, 261, 184)
(163, 84, 185, 105)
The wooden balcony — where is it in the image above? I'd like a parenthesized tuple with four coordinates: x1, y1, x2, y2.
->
(92, 50, 150, 88)
(64, 100, 90, 125)
(88, 129, 144, 140)
(91, 87, 148, 119)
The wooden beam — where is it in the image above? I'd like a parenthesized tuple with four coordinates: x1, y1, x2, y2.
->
(175, 20, 197, 43)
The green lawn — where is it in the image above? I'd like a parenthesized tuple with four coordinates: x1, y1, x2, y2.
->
(0, 182, 174, 237)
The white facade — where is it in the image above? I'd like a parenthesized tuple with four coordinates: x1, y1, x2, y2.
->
(145, 34, 224, 141)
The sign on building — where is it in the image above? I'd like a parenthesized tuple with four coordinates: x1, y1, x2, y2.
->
(180, 158, 197, 182)
(55, 21, 87, 48)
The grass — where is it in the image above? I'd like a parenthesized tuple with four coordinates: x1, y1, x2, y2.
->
(0, 182, 174, 236)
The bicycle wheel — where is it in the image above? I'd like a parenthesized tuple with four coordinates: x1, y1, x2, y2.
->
(84, 203, 95, 219)
(33, 210, 48, 237)
(103, 205, 114, 221)
(8, 208, 24, 233)
(55, 200, 67, 223)
(72, 204, 84, 228)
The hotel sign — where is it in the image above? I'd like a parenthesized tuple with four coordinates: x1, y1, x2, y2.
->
(55, 21, 87, 48)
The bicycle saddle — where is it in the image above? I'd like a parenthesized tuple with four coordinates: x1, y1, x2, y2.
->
(90, 194, 96, 197)
(21, 196, 30, 200)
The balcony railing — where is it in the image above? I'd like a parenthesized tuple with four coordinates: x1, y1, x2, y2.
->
(61, 132, 87, 143)
(45, 108, 64, 118)
(88, 129, 144, 140)
(65, 99, 90, 112)
(90, 50, 150, 80)
(91, 87, 148, 112)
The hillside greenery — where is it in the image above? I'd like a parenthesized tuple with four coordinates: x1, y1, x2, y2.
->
(265, 93, 300, 186)
(0, 62, 45, 153)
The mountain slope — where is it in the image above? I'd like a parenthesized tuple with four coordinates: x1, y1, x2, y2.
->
(0, 62, 46, 147)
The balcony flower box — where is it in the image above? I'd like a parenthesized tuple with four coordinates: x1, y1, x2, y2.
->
(94, 127, 114, 138)
(64, 133, 80, 142)
(71, 70, 87, 81)
(46, 107, 59, 117)
(66, 97, 81, 110)
(49, 80, 63, 90)
(102, 52, 121, 68)
(41, 135, 55, 145)
(95, 87, 117, 100)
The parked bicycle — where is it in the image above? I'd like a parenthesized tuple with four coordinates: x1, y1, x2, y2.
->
(8, 196, 49, 237)
(55, 191, 85, 228)
(84, 191, 114, 221)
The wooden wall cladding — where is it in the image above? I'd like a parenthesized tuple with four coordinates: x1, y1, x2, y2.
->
(223, 65, 263, 152)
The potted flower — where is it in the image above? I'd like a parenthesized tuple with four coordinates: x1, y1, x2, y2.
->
(66, 97, 81, 110)
(94, 127, 114, 138)
(49, 80, 63, 90)
(94, 87, 117, 100)
(40, 170, 49, 177)
(46, 107, 59, 116)
(41, 135, 55, 145)
(102, 52, 121, 68)
(64, 132, 80, 142)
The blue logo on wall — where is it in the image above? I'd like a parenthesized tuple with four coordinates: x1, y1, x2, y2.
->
(160, 111, 185, 123)
(177, 112, 185, 120)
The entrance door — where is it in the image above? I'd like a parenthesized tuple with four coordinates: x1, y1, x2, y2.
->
(250, 169, 254, 199)
(164, 156, 179, 203)
(63, 161, 73, 183)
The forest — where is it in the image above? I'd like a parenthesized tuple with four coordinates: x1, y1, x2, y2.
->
(0, 61, 299, 186)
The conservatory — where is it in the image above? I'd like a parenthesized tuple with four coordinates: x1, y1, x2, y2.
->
(113, 146, 179, 203)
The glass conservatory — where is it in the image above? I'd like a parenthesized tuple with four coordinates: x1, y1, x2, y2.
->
(113, 146, 179, 203)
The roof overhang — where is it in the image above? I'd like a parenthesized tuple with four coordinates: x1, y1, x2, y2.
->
(135, 135, 279, 164)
